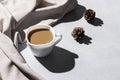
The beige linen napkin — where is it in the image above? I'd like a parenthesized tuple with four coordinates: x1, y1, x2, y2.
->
(0, 0, 77, 80)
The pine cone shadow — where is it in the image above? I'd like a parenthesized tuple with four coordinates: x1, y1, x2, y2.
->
(76, 35, 92, 45)
(88, 17, 104, 26)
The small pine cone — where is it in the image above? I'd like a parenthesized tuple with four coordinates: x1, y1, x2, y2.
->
(83, 9, 95, 21)
(71, 27, 85, 40)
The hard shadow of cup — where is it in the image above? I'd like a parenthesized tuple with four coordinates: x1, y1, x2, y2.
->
(35, 46, 79, 73)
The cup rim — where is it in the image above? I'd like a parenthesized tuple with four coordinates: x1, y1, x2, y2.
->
(26, 24, 55, 47)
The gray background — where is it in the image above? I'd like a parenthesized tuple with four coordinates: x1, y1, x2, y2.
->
(19, 0, 120, 80)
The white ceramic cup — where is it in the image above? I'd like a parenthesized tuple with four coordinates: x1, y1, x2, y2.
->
(25, 24, 62, 57)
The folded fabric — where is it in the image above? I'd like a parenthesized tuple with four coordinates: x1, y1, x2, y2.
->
(0, 33, 45, 80)
(0, 0, 77, 80)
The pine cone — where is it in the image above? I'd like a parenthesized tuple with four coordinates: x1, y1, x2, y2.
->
(83, 9, 95, 21)
(71, 27, 85, 40)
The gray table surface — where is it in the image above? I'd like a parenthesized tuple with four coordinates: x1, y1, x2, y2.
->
(19, 0, 120, 80)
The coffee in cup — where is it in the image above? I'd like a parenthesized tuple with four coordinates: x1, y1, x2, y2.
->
(28, 28, 53, 45)
(25, 24, 62, 57)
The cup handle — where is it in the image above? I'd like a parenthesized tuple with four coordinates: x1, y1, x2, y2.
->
(54, 33, 62, 45)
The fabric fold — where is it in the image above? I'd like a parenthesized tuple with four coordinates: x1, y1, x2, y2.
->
(0, 0, 40, 21)
(0, 0, 77, 80)
(0, 33, 45, 80)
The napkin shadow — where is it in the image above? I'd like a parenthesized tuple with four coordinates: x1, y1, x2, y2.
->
(88, 17, 104, 26)
(53, 4, 86, 26)
(18, 42, 27, 52)
(36, 0, 55, 8)
(35, 46, 78, 73)
(59, 5, 86, 22)
(16, 4, 86, 31)
(76, 35, 92, 45)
